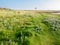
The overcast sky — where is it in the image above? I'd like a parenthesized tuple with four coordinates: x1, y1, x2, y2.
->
(0, 0, 60, 10)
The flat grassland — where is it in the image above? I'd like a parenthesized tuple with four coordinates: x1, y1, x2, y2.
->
(0, 9, 60, 45)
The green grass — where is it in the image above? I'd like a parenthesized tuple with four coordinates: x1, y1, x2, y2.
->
(0, 10, 60, 45)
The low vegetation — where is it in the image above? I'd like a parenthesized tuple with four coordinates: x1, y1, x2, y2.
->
(0, 9, 60, 45)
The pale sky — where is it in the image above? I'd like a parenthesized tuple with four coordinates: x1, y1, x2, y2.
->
(0, 0, 60, 10)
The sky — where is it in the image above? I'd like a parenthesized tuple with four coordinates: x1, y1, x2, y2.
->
(0, 0, 60, 10)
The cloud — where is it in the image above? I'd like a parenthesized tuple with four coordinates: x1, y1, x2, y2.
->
(39, 0, 60, 10)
